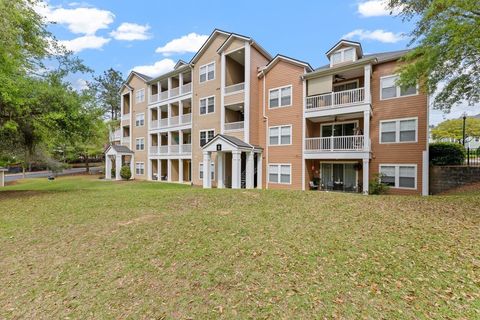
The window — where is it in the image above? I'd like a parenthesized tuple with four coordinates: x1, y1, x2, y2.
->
(199, 62, 215, 83)
(135, 162, 145, 175)
(199, 129, 215, 147)
(380, 75, 418, 100)
(135, 113, 144, 127)
(199, 162, 215, 180)
(268, 164, 291, 184)
(330, 47, 355, 65)
(135, 138, 145, 151)
(135, 89, 145, 103)
(269, 86, 292, 108)
(380, 118, 417, 143)
(199, 96, 215, 115)
(269, 125, 292, 145)
(379, 165, 417, 189)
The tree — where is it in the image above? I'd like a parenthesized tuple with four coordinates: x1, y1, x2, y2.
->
(386, 0, 480, 111)
(431, 117, 480, 142)
(90, 69, 124, 120)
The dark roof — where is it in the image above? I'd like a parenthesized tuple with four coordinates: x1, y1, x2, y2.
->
(133, 71, 152, 81)
(109, 144, 134, 154)
(203, 134, 262, 150)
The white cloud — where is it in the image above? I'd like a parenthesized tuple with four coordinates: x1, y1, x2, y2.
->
(358, 0, 390, 17)
(73, 78, 88, 91)
(110, 23, 151, 41)
(58, 35, 110, 53)
(155, 33, 208, 56)
(132, 59, 176, 77)
(35, 1, 115, 35)
(343, 29, 405, 43)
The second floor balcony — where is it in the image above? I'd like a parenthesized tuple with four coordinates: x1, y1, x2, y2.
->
(150, 113, 192, 130)
(306, 87, 365, 111)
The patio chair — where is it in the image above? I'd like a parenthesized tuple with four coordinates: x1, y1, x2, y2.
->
(309, 180, 319, 190)
(326, 181, 334, 191)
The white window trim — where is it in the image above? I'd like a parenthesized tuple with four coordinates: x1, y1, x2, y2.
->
(268, 85, 293, 109)
(379, 117, 418, 144)
(379, 164, 417, 190)
(135, 113, 145, 127)
(330, 47, 357, 67)
(135, 88, 145, 104)
(135, 137, 145, 151)
(199, 95, 215, 116)
(199, 162, 215, 181)
(380, 74, 419, 101)
(135, 162, 145, 175)
(320, 120, 360, 137)
(199, 129, 215, 147)
(268, 125, 292, 146)
(268, 163, 292, 185)
(199, 61, 215, 83)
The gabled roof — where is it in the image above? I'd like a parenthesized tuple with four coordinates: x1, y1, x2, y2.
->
(258, 54, 313, 77)
(119, 71, 150, 93)
(190, 29, 231, 64)
(106, 144, 134, 154)
(216, 32, 272, 60)
(326, 39, 363, 57)
(202, 134, 262, 150)
(174, 60, 188, 69)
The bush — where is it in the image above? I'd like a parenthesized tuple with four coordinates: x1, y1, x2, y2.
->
(120, 165, 131, 180)
(430, 142, 466, 165)
(369, 174, 390, 195)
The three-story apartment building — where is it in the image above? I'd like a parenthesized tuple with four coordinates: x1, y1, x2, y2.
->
(106, 29, 429, 195)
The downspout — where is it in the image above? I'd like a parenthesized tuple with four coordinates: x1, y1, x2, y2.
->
(262, 69, 269, 189)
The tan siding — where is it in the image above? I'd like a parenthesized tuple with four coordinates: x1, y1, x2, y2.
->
(249, 47, 269, 147)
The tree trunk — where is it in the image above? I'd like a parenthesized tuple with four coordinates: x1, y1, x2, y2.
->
(85, 154, 90, 173)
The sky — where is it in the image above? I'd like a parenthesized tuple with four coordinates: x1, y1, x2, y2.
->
(35, 0, 478, 124)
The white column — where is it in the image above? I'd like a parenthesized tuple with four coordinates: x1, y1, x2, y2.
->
(244, 43, 251, 143)
(220, 52, 226, 134)
(179, 159, 184, 182)
(167, 77, 172, 98)
(363, 110, 370, 151)
(158, 159, 162, 180)
(157, 133, 161, 155)
(422, 150, 429, 196)
(203, 151, 211, 188)
(130, 155, 135, 180)
(232, 151, 241, 189)
(167, 103, 172, 126)
(115, 155, 122, 180)
(0, 171, 4, 187)
(105, 156, 112, 180)
(246, 151, 254, 189)
(363, 158, 369, 195)
(179, 99, 183, 122)
(167, 131, 172, 154)
(179, 73, 184, 93)
(179, 130, 184, 153)
(167, 159, 172, 182)
(217, 152, 224, 189)
(364, 64, 372, 104)
(256, 153, 262, 189)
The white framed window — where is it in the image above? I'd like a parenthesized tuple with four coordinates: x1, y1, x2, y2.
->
(199, 162, 215, 180)
(268, 164, 291, 184)
(135, 162, 145, 175)
(269, 125, 292, 145)
(380, 75, 418, 100)
(269, 85, 292, 108)
(199, 129, 215, 147)
(135, 88, 145, 103)
(135, 113, 145, 127)
(199, 96, 215, 115)
(380, 118, 418, 143)
(379, 164, 417, 189)
(135, 137, 145, 151)
(330, 47, 356, 65)
(199, 61, 215, 83)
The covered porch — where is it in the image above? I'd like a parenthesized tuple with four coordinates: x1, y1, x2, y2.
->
(105, 145, 135, 180)
(202, 134, 262, 189)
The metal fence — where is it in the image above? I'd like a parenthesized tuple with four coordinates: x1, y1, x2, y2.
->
(466, 147, 480, 166)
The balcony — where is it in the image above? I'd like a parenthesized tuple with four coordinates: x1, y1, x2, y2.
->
(170, 87, 180, 98)
(121, 113, 130, 121)
(149, 84, 192, 104)
(224, 121, 244, 132)
(306, 87, 365, 111)
(225, 82, 245, 95)
(109, 129, 121, 142)
(150, 114, 192, 131)
(305, 135, 370, 159)
(149, 144, 192, 156)
(181, 82, 192, 94)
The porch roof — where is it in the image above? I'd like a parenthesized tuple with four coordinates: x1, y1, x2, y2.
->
(202, 134, 262, 152)
(105, 144, 134, 155)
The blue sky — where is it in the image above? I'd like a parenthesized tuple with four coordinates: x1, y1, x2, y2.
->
(36, 0, 478, 124)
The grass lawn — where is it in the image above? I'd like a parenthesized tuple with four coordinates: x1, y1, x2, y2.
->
(1, 176, 479, 319)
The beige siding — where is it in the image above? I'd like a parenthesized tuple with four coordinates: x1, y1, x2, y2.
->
(129, 75, 149, 180)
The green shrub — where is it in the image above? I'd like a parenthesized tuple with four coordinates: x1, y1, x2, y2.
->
(369, 174, 390, 195)
(430, 142, 466, 165)
(120, 165, 131, 180)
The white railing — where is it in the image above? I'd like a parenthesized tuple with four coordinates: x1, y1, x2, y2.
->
(159, 91, 168, 101)
(150, 94, 159, 103)
(110, 129, 121, 141)
(170, 87, 180, 98)
(159, 118, 169, 128)
(181, 83, 192, 94)
(169, 116, 179, 126)
(122, 140, 130, 149)
(181, 113, 192, 124)
(159, 146, 168, 154)
(306, 87, 365, 111)
(225, 82, 245, 94)
(181, 144, 192, 154)
(305, 135, 366, 152)
(150, 120, 159, 130)
(169, 145, 179, 154)
(150, 146, 158, 155)
(224, 121, 244, 131)
(121, 113, 130, 121)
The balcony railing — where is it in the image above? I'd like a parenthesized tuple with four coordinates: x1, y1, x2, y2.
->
(150, 93, 159, 103)
(181, 83, 192, 94)
(150, 114, 192, 130)
(306, 87, 365, 111)
(181, 113, 192, 125)
(150, 120, 159, 130)
(170, 87, 180, 98)
(224, 82, 245, 95)
(150, 146, 158, 155)
(110, 129, 121, 141)
(149, 84, 192, 104)
(305, 135, 366, 152)
(150, 144, 192, 156)
(122, 140, 130, 149)
(121, 113, 130, 121)
(224, 121, 244, 131)
(159, 91, 169, 101)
